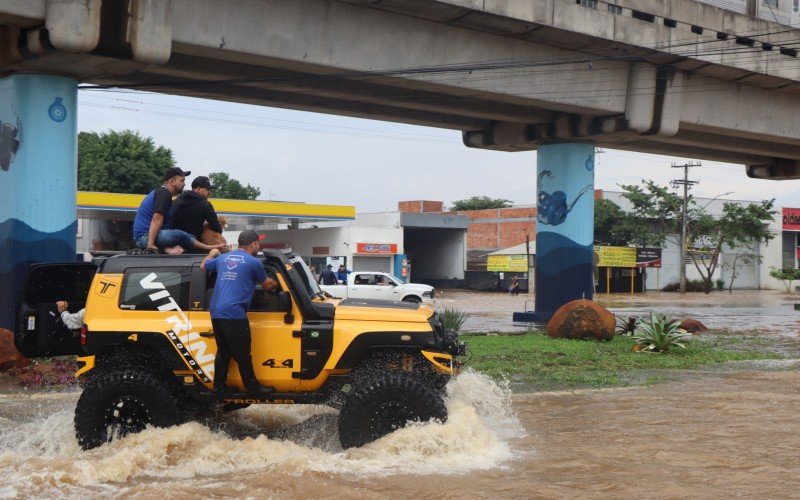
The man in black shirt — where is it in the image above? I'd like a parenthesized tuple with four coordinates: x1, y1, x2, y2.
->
(172, 176, 224, 243)
(318, 264, 338, 285)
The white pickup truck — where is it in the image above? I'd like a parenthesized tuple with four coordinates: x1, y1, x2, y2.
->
(320, 272, 435, 303)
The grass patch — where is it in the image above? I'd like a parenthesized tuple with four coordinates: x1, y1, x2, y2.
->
(463, 331, 783, 390)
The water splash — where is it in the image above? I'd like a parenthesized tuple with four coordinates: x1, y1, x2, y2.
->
(0, 370, 522, 496)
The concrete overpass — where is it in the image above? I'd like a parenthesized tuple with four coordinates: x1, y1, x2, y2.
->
(3, 0, 799, 175)
(1, 0, 799, 326)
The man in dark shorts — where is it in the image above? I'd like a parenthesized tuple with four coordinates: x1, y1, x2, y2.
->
(132, 167, 226, 254)
(201, 230, 277, 399)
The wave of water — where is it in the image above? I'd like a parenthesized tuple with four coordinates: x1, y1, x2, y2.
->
(0, 370, 523, 497)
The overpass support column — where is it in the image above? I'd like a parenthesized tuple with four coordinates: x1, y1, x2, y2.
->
(534, 142, 595, 321)
(0, 75, 78, 329)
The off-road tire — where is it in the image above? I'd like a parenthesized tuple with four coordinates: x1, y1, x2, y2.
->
(74, 366, 187, 450)
(337, 372, 447, 449)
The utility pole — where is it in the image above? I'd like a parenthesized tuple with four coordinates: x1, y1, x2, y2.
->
(671, 162, 701, 294)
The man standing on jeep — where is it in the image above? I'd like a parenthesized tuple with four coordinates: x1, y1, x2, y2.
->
(202, 230, 276, 399)
(171, 175, 224, 243)
(132, 167, 226, 254)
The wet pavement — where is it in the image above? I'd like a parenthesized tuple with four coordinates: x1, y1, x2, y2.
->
(435, 289, 800, 337)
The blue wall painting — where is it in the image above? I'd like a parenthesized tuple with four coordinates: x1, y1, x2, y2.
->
(0, 75, 78, 330)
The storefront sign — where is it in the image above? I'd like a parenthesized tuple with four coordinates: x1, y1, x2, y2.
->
(312, 246, 329, 255)
(594, 246, 637, 267)
(783, 208, 800, 231)
(636, 247, 662, 268)
(487, 255, 528, 272)
(356, 243, 397, 254)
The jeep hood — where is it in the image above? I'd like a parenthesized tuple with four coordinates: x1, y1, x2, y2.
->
(335, 298, 433, 322)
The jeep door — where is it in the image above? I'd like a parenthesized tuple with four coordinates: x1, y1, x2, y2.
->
(190, 265, 302, 392)
(15, 262, 96, 357)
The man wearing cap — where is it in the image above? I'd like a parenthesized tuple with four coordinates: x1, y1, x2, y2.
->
(171, 175, 224, 243)
(201, 230, 276, 399)
(132, 167, 226, 254)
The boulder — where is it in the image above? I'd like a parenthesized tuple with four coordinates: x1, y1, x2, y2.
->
(0, 328, 30, 371)
(679, 319, 708, 333)
(547, 299, 615, 341)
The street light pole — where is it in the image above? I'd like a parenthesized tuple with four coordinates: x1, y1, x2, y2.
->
(671, 162, 701, 294)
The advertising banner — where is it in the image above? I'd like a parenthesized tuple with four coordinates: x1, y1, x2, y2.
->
(356, 243, 397, 254)
(594, 246, 636, 267)
(487, 255, 528, 272)
(636, 247, 662, 268)
(783, 208, 800, 231)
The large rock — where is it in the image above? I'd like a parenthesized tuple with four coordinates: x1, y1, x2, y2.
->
(0, 328, 30, 371)
(547, 299, 615, 341)
(679, 319, 708, 333)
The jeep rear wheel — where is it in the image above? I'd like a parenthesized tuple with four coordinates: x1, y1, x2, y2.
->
(337, 373, 446, 449)
(74, 367, 187, 450)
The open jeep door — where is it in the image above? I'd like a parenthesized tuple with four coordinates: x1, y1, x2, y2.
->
(15, 263, 96, 357)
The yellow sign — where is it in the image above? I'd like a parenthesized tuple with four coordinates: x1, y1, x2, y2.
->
(487, 255, 528, 272)
(594, 246, 636, 267)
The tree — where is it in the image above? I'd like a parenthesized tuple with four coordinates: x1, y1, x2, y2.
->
(450, 196, 512, 211)
(723, 251, 759, 294)
(594, 198, 632, 246)
(769, 267, 800, 293)
(619, 181, 776, 294)
(78, 130, 175, 194)
(208, 171, 261, 200)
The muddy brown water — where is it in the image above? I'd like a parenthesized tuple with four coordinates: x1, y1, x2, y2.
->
(1, 290, 799, 497)
(1, 368, 798, 498)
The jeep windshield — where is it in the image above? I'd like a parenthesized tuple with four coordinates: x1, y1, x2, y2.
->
(289, 255, 323, 297)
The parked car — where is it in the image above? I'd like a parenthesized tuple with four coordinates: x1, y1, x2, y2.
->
(320, 271, 435, 303)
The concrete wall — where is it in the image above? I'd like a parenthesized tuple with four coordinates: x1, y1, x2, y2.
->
(404, 228, 466, 280)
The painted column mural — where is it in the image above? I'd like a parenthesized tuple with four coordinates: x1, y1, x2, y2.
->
(534, 142, 595, 321)
(0, 75, 78, 329)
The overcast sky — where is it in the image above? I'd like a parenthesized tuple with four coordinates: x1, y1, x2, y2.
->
(77, 90, 800, 213)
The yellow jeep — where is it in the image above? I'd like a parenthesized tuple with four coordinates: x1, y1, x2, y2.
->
(15, 251, 464, 449)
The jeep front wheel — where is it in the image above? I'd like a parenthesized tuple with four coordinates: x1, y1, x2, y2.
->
(74, 367, 186, 450)
(338, 373, 446, 449)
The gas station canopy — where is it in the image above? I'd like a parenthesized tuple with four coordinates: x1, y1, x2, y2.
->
(77, 191, 355, 225)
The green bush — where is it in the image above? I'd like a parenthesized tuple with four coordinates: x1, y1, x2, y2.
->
(715, 278, 725, 290)
(438, 306, 471, 332)
(615, 315, 638, 336)
(632, 313, 690, 353)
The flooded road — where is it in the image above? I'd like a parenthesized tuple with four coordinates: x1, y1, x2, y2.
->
(2, 290, 799, 497)
(1, 368, 798, 498)
(436, 289, 800, 336)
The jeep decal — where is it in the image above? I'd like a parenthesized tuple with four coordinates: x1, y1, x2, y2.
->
(139, 272, 215, 383)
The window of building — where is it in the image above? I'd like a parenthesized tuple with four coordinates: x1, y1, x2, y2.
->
(578, 0, 598, 8)
(121, 268, 191, 311)
(764, 0, 779, 8)
(608, 4, 623, 14)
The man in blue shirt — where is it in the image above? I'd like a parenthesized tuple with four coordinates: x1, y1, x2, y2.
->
(201, 230, 277, 399)
(336, 264, 351, 284)
(133, 167, 227, 254)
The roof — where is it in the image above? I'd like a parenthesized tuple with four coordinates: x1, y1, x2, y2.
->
(76, 191, 355, 224)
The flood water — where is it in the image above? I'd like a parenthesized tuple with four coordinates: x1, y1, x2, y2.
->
(1, 290, 799, 497)
(1, 367, 799, 497)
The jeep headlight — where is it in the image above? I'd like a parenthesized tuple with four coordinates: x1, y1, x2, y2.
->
(422, 289, 434, 298)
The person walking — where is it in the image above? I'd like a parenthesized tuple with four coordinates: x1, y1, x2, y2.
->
(509, 276, 520, 296)
(318, 264, 338, 285)
(132, 167, 226, 254)
(171, 175, 224, 243)
(201, 230, 276, 399)
(336, 264, 351, 284)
